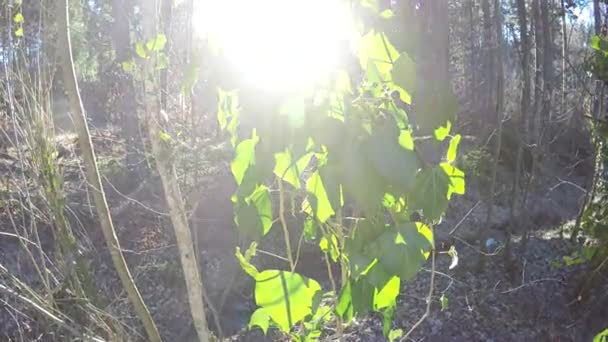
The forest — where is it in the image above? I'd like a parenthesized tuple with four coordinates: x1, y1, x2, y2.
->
(1, 0, 608, 341)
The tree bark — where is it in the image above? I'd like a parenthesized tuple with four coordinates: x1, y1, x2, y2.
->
(139, 1, 210, 341)
(478, 0, 505, 271)
(540, 0, 554, 124)
(56, 1, 162, 341)
(531, 0, 543, 138)
(110, 0, 141, 177)
(505, 0, 531, 270)
(466, 0, 478, 111)
(481, 0, 494, 116)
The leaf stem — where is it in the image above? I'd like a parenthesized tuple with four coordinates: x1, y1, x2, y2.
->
(279, 180, 295, 271)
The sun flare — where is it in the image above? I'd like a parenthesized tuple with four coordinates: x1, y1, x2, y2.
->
(194, 0, 358, 92)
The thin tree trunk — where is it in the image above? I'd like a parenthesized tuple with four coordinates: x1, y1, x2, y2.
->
(467, 0, 478, 112)
(139, 1, 210, 341)
(481, 0, 493, 116)
(478, 0, 505, 271)
(160, 0, 172, 112)
(505, 0, 531, 272)
(540, 0, 553, 125)
(111, 0, 141, 177)
(560, 0, 567, 126)
(531, 0, 543, 138)
(56, 1, 162, 341)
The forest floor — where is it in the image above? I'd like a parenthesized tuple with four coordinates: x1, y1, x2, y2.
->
(1, 127, 607, 342)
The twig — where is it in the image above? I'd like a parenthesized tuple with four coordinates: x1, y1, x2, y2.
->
(452, 235, 503, 256)
(449, 201, 481, 236)
(548, 177, 587, 194)
(0, 284, 105, 342)
(500, 278, 562, 294)
(102, 175, 169, 217)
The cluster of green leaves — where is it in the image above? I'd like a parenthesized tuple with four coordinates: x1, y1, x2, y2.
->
(591, 35, 608, 82)
(13, 12, 24, 37)
(122, 33, 169, 75)
(581, 34, 608, 263)
(216, 2, 465, 340)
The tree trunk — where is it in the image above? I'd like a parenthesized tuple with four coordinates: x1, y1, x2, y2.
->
(505, 0, 531, 271)
(481, 0, 493, 116)
(139, 1, 211, 341)
(56, 1, 162, 341)
(531, 0, 543, 138)
(160, 0, 172, 111)
(477, 0, 505, 271)
(540, 0, 553, 125)
(466, 0, 478, 112)
(110, 0, 141, 177)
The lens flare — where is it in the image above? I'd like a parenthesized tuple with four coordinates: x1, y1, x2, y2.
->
(194, 0, 358, 92)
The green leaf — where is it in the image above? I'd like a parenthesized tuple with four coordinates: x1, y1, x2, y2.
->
(447, 134, 461, 163)
(434, 120, 452, 141)
(366, 123, 418, 194)
(306, 171, 335, 223)
(388, 329, 403, 342)
(319, 234, 339, 262)
(146, 33, 167, 51)
(398, 130, 414, 150)
(440, 294, 449, 311)
(13, 13, 24, 23)
(14, 27, 23, 37)
(360, 0, 381, 12)
(303, 217, 318, 241)
(235, 243, 259, 278)
(593, 328, 608, 342)
(409, 167, 451, 221)
(592, 35, 601, 51)
(249, 308, 271, 334)
(440, 163, 466, 199)
(159, 130, 171, 142)
(374, 276, 400, 310)
(121, 60, 135, 73)
(413, 81, 458, 135)
(217, 88, 240, 143)
(391, 53, 416, 103)
(231, 137, 259, 185)
(254, 270, 322, 332)
(351, 278, 375, 314)
(382, 306, 395, 337)
(135, 42, 147, 59)
(336, 282, 353, 321)
(371, 223, 433, 280)
(274, 151, 313, 189)
(250, 185, 273, 234)
(380, 9, 394, 19)
(359, 31, 399, 80)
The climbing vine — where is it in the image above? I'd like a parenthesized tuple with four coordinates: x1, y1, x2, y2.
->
(215, 2, 465, 340)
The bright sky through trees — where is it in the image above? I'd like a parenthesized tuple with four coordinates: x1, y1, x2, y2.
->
(194, 0, 358, 92)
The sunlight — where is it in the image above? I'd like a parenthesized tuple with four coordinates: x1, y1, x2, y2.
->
(194, 0, 358, 92)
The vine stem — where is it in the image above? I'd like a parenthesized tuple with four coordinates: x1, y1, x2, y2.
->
(401, 232, 436, 341)
(320, 222, 344, 342)
(278, 180, 295, 271)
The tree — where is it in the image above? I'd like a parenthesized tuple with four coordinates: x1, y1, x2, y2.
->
(139, 0, 211, 341)
(56, 0, 162, 341)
